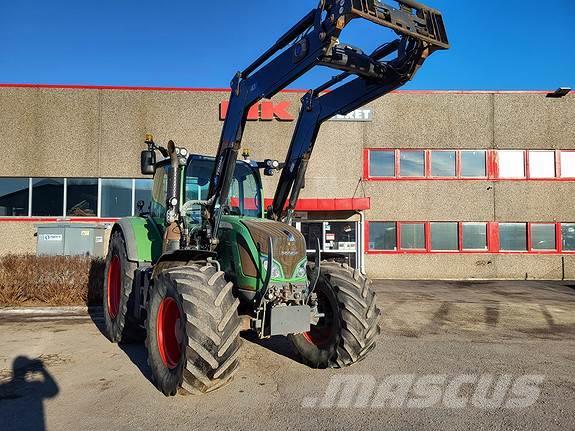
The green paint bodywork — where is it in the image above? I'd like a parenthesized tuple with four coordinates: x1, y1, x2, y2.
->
(217, 215, 307, 292)
(113, 155, 307, 294)
(113, 216, 163, 263)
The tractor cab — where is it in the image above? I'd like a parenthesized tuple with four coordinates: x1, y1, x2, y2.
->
(184, 155, 263, 222)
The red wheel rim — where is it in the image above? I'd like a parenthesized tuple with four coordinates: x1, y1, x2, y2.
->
(107, 256, 121, 319)
(303, 288, 335, 348)
(303, 325, 333, 348)
(157, 298, 183, 369)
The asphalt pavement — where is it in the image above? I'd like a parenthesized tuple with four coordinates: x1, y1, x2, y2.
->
(1, 280, 574, 431)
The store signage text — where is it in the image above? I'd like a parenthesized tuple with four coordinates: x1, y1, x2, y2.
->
(329, 109, 373, 122)
(219, 101, 373, 122)
(219, 101, 294, 121)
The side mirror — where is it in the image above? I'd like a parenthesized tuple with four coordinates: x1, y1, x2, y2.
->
(141, 150, 156, 175)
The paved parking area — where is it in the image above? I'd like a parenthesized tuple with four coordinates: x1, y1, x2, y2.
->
(1, 280, 574, 431)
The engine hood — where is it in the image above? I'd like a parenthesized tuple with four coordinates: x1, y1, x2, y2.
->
(241, 219, 306, 279)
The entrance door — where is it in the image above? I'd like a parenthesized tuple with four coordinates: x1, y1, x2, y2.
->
(297, 221, 358, 268)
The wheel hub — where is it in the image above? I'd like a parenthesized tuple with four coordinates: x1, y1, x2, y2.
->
(303, 287, 335, 348)
(157, 297, 183, 369)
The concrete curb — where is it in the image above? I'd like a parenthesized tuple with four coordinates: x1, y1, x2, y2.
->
(0, 306, 103, 321)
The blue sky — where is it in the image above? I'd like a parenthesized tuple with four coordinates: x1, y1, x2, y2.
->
(0, 0, 573, 90)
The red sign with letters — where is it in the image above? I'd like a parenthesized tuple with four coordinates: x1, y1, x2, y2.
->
(219, 101, 294, 121)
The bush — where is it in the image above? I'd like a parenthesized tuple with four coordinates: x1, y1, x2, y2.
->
(0, 255, 105, 307)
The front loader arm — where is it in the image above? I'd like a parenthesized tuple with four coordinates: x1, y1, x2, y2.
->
(205, 0, 449, 248)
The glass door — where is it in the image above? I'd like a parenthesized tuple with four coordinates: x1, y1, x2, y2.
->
(297, 221, 358, 268)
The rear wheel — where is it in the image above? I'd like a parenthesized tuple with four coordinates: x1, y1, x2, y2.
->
(103, 231, 143, 343)
(146, 263, 242, 396)
(289, 261, 380, 368)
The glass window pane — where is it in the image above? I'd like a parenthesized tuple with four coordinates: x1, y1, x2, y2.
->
(369, 151, 395, 177)
(430, 222, 458, 251)
(0, 178, 29, 216)
(462, 222, 487, 250)
(529, 151, 556, 178)
(66, 179, 97, 217)
(400, 151, 425, 177)
(561, 223, 575, 251)
(101, 179, 132, 217)
(32, 178, 64, 216)
(400, 223, 425, 249)
(560, 152, 575, 178)
(531, 224, 556, 250)
(151, 166, 170, 220)
(499, 223, 527, 251)
(461, 150, 486, 177)
(369, 222, 396, 251)
(499, 151, 525, 178)
(301, 222, 323, 251)
(135, 179, 153, 214)
(431, 151, 456, 177)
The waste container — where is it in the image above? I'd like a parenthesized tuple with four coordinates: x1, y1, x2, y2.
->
(36, 223, 106, 257)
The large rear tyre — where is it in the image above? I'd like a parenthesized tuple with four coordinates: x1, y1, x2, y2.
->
(103, 231, 143, 343)
(145, 263, 242, 396)
(289, 261, 380, 368)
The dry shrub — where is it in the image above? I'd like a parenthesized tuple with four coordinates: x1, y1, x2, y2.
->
(0, 255, 105, 307)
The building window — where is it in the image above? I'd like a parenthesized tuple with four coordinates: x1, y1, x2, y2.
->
(498, 151, 525, 178)
(529, 151, 556, 178)
(0, 178, 29, 216)
(32, 178, 64, 216)
(431, 151, 456, 177)
(135, 179, 153, 214)
(400, 223, 425, 249)
(66, 178, 98, 217)
(462, 222, 488, 250)
(368, 222, 397, 251)
(460, 150, 487, 177)
(301, 222, 323, 251)
(369, 150, 395, 177)
(499, 223, 527, 251)
(399, 151, 425, 177)
(530, 223, 556, 250)
(101, 179, 133, 217)
(430, 222, 458, 251)
(560, 151, 575, 178)
(561, 223, 575, 251)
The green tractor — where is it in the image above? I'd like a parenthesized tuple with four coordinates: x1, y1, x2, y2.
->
(103, 0, 448, 396)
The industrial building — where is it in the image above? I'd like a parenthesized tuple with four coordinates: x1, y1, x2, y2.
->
(0, 84, 574, 279)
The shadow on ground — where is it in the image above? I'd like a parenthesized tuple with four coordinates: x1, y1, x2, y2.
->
(0, 356, 59, 431)
(240, 331, 301, 363)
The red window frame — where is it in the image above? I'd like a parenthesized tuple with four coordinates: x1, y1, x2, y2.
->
(364, 149, 575, 182)
(496, 150, 527, 180)
(460, 150, 490, 179)
(528, 222, 559, 253)
(364, 149, 396, 180)
(560, 222, 575, 253)
(398, 150, 426, 178)
(365, 221, 571, 255)
(526, 150, 557, 179)
(429, 150, 458, 178)
(558, 150, 575, 179)
(397, 222, 427, 252)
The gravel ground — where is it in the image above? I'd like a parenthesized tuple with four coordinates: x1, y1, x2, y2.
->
(0, 279, 574, 431)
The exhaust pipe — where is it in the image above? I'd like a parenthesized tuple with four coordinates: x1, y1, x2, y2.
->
(163, 140, 182, 253)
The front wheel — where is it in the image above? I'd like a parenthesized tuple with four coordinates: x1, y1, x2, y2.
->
(145, 263, 242, 396)
(289, 261, 380, 368)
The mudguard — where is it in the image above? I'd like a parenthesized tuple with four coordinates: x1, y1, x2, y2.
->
(112, 217, 163, 263)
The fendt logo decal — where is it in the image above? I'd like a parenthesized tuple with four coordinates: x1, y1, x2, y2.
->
(219, 101, 295, 122)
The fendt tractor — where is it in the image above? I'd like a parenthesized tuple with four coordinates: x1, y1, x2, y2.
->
(103, 0, 449, 396)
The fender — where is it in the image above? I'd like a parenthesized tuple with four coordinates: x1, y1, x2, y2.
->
(112, 217, 163, 263)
